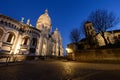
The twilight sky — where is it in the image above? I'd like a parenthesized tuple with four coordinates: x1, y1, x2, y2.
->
(0, 0, 120, 49)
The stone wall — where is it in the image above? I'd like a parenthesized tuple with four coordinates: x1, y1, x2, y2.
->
(68, 48, 120, 62)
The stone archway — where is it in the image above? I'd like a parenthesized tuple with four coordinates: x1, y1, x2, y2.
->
(29, 38, 37, 55)
(5, 32, 16, 44)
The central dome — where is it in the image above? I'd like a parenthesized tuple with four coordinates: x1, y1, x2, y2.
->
(36, 9, 52, 31)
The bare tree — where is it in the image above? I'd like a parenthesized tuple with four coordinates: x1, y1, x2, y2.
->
(70, 28, 80, 43)
(88, 9, 119, 45)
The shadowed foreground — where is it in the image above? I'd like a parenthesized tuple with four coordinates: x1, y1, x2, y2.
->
(0, 60, 120, 80)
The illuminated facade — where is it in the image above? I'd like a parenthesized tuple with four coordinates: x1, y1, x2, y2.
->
(0, 9, 64, 56)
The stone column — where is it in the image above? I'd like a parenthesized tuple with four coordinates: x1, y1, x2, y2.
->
(39, 36, 44, 56)
(13, 33, 22, 54)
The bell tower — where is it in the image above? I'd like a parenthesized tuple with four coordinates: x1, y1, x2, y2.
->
(84, 21, 96, 38)
(84, 21, 97, 48)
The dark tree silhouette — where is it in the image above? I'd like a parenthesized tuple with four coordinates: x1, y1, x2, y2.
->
(70, 28, 80, 43)
(88, 9, 119, 45)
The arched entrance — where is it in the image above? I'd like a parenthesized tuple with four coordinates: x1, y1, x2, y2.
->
(29, 38, 37, 55)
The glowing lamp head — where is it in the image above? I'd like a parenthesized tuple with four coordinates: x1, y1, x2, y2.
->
(66, 48, 73, 53)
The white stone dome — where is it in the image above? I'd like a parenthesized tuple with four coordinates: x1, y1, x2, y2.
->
(36, 9, 52, 31)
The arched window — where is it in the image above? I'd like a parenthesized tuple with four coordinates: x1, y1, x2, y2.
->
(22, 37, 30, 45)
(6, 32, 15, 43)
(118, 35, 120, 39)
(32, 38, 37, 46)
(0, 29, 3, 39)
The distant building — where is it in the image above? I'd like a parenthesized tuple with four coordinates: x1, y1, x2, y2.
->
(84, 21, 120, 47)
(0, 9, 64, 56)
(84, 21, 97, 48)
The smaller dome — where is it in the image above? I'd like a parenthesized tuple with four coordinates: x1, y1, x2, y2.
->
(53, 28, 60, 39)
(36, 9, 52, 31)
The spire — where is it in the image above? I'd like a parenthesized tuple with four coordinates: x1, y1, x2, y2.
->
(56, 28, 58, 31)
(45, 9, 48, 14)
(26, 19, 30, 25)
(21, 17, 24, 23)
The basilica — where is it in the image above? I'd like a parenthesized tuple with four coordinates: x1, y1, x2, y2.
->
(0, 9, 64, 56)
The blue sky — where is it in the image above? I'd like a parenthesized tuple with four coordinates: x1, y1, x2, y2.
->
(0, 0, 120, 49)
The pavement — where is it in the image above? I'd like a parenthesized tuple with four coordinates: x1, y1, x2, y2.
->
(0, 60, 120, 80)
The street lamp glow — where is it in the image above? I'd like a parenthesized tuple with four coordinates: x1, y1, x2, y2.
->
(66, 48, 73, 53)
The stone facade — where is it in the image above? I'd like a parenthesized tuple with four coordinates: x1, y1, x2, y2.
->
(84, 21, 120, 47)
(0, 9, 64, 57)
